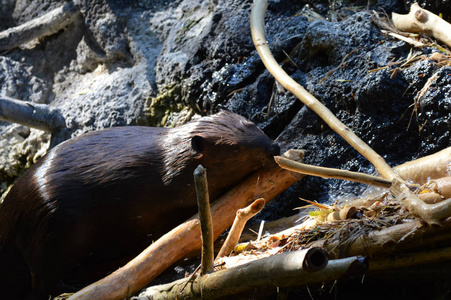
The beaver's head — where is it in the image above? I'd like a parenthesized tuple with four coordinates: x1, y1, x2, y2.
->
(161, 110, 279, 190)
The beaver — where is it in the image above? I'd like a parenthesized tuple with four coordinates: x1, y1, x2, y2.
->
(0, 110, 280, 299)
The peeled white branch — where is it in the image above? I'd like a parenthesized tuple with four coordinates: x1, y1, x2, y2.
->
(250, 0, 451, 225)
(251, 0, 396, 181)
(0, 95, 65, 133)
(275, 156, 392, 188)
(392, 3, 451, 48)
(395, 147, 451, 185)
(0, 1, 80, 51)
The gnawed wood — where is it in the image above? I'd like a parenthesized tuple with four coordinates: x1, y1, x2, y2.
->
(395, 147, 451, 185)
(392, 3, 451, 48)
(217, 198, 265, 258)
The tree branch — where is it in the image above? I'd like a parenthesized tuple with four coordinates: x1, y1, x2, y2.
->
(311, 217, 451, 259)
(194, 165, 214, 275)
(0, 1, 80, 52)
(392, 3, 451, 48)
(395, 146, 451, 185)
(0, 95, 65, 133)
(275, 156, 392, 188)
(217, 198, 265, 258)
(250, 0, 397, 181)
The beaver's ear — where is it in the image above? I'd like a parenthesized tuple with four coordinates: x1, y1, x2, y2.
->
(191, 135, 205, 154)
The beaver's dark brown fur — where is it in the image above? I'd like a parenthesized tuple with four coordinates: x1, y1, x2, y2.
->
(0, 110, 279, 299)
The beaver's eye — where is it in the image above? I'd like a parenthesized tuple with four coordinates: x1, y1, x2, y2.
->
(191, 135, 205, 153)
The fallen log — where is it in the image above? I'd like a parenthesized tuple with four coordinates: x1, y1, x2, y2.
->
(136, 248, 336, 300)
(369, 246, 451, 273)
(0, 95, 66, 133)
(0, 1, 80, 52)
(68, 151, 305, 300)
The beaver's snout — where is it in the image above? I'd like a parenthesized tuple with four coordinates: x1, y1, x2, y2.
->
(260, 142, 280, 167)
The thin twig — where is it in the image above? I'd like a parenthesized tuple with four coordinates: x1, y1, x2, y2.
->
(275, 156, 392, 188)
(0, 95, 66, 133)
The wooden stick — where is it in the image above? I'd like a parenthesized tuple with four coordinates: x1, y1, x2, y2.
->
(275, 156, 392, 188)
(68, 162, 305, 300)
(0, 1, 80, 52)
(0, 95, 66, 133)
(392, 3, 451, 48)
(194, 165, 214, 275)
(394, 147, 451, 185)
(250, 0, 397, 181)
(135, 248, 334, 300)
(381, 30, 426, 48)
(217, 198, 265, 258)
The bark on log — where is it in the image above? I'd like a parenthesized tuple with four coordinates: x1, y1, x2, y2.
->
(311, 217, 451, 259)
(136, 248, 338, 300)
(369, 246, 451, 273)
(0, 1, 80, 52)
(68, 163, 305, 300)
(0, 95, 65, 133)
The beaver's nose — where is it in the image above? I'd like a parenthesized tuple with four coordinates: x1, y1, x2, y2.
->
(269, 142, 280, 156)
